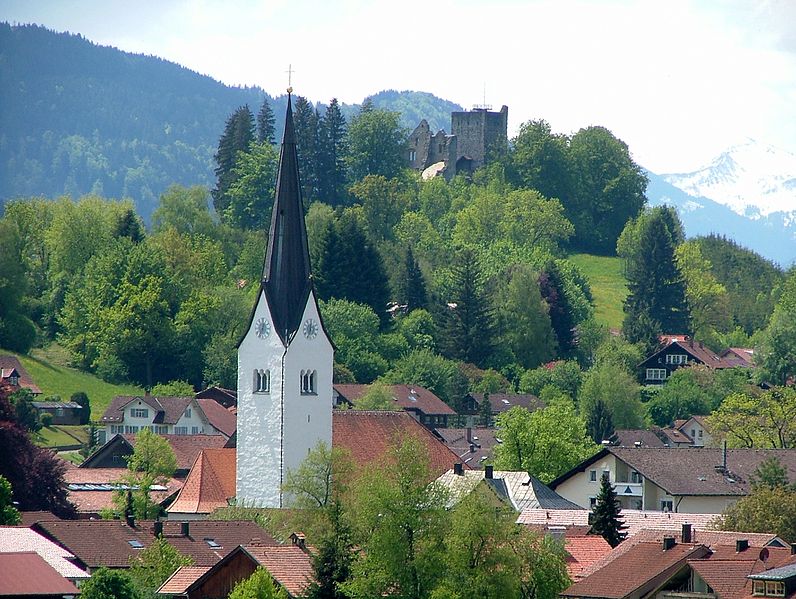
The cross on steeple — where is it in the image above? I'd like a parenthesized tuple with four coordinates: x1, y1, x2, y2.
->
(285, 64, 294, 94)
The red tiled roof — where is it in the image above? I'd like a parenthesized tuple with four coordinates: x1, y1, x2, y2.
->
(197, 398, 237, 437)
(0, 355, 41, 394)
(332, 410, 467, 479)
(334, 384, 456, 415)
(691, 559, 761, 599)
(469, 392, 544, 414)
(565, 535, 613, 580)
(245, 544, 314, 597)
(611, 429, 667, 448)
(122, 433, 229, 471)
(100, 395, 194, 424)
(168, 448, 237, 515)
(160, 521, 278, 566)
(561, 542, 711, 599)
(0, 552, 80, 595)
(158, 566, 210, 594)
(63, 467, 182, 514)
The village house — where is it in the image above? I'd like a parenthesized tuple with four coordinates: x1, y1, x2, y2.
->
(158, 538, 313, 599)
(98, 394, 233, 445)
(549, 447, 796, 513)
(0, 354, 41, 394)
(0, 552, 81, 598)
(638, 335, 750, 385)
(30, 400, 84, 426)
(434, 426, 497, 467)
(0, 528, 90, 584)
(460, 392, 543, 425)
(333, 383, 457, 429)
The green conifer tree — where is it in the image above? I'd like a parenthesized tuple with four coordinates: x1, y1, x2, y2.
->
(293, 96, 320, 204)
(306, 496, 354, 599)
(395, 246, 427, 313)
(213, 105, 255, 217)
(591, 473, 627, 547)
(586, 398, 615, 444)
(317, 98, 348, 206)
(256, 97, 276, 145)
(478, 392, 492, 427)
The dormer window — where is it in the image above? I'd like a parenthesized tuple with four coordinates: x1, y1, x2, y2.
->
(254, 369, 270, 393)
(753, 581, 786, 597)
(131, 408, 149, 418)
(301, 370, 317, 395)
(9, 375, 19, 386)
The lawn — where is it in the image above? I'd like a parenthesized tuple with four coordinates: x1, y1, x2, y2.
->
(569, 253, 629, 331)
(6, 343, 144, 419)
(32, 425, 87, 449)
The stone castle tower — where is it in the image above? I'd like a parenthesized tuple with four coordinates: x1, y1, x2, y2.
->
(236, 93, 334, 508)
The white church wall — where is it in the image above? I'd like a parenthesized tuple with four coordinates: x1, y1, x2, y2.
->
(236, 289, 287, 507)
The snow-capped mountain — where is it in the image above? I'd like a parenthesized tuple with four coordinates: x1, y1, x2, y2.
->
(661, 139, 796, 218)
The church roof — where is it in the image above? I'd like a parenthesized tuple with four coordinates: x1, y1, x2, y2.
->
(262, 94, 313, 343)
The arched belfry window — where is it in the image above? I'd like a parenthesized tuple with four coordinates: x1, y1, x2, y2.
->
(254, 369, 270, 393)
(300, 370, 317, 395)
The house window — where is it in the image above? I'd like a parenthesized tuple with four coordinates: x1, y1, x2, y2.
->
(191, 426, 199, 434)
(185, 408, 192, 418)
(301, 370, 317, 395)
(631, 471, 642, 483)
(666, 354, 689, 365)
(589, 470, 597, 482)
(661, 500, 673, 512)
(409, 150, 416, 162)
(753, 581, 766, 596)
(646, 368, 668, 381)
(602, 470, 610, 481)
(254, 369, 270, 393)
(56, 407, 64, 416)
(9, 375, 19, 386)
(124, 425, 139, 434)
(767, 582, 785, 597)
(698, 430, 703, 438)
(110, 425, 122, 434)
(589, 496, 597, 508)
(131, 408, 149, 418)
(174, 426, 188, 435)
(156, 426, 168, 434)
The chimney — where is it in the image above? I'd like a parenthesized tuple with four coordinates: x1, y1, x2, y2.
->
(469, 443, 476, 453)
(723, 440, 728, 471)
(154, 521, 163, 537)
(125, 513, 135, 528)
(485, 465, 494, 479)
(790, 543, 796, 555)
(453, 462, 463, 476)
(682, 523, 692, 544)
(663, 536, 676, 551)
(181, 521, 190, 537)
(466, 427, 472, 443)
(737, 539, 749, 552)
(290, 532, 307, 551)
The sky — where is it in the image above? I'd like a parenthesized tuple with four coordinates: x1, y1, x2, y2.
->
(3, 0, 796, 173)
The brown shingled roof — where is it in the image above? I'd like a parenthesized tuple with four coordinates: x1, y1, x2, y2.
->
(196, 398, 237, 437)
(469, 392, 544, 414)
(0, 552, 80, 596)
(561, 542, 711, 599)
(334, 384, 456, 415)
(100, 395, 194, 424)
(0, 355, 41, 394)
(332, 410, 468, 479)
(124, 433, 229, 471)
(244, 544, 314, 597)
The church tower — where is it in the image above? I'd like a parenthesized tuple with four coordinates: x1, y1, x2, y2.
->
(236, 93, 334, 508)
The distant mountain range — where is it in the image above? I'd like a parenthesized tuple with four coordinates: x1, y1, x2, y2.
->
(0, 23, 458, 220)
(646, 138, 796, 266)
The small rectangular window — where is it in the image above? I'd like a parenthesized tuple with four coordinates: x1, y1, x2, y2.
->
(646, 368, 668, 381)
(589, 496, 597, 508)
(174, 426, 188, 435)
(661, 500, 673, 512)
(753, 581, 765, 596)
(767, 582, 785, 597)
(254, 369, 270, 393)
(131, 408, 149, 418)
(589, 470, 597, 482)
(185, 408, 192, 418)
(602, 470, 610, 481)
(301, 370, 317, 395)
(191, 426, 199, 435)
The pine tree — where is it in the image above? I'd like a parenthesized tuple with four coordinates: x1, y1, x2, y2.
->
(538, 260, 576, 356)
(478, 392, 492, 427)
(591, 473, 627, 547)
(306, 497, 353, 599)
(395, 246, 427, 312)
(256, 97, 276, 145)
(317, 98, 348, 206)
(293, 96, 320, 204)
(441, 247, 495, 368)
(113, 208, 144, 243)
(623, 212, 690, 345)
(586, 398, 615, 444)
(213, 105, 255, 216)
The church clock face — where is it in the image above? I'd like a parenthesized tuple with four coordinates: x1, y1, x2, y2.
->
(303, 318, 319, 340)
(254, 317, 271, 339)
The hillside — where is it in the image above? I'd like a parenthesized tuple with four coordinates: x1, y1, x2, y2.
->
(0, 23, 461, 221)
(5, 344, 144, 418)
(569, 254, 628, 330)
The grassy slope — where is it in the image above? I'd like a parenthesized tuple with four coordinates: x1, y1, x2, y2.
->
(569, 253, 628, 331)
(5, 343, 144, 418)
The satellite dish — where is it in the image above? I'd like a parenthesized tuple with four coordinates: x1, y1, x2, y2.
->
(760, 548, 770, 562)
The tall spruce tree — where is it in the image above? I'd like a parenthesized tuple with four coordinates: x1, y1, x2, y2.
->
(591, 473, 627, 547)
(212, 105, 255, 217)
(623, 210, 690, 348)
(586, 398, 615, 444)
(293, 96, 320, 204)
(538, 260, 576, 356)
(441, 247, 495, 368)
(317, 98, 349, 206)
(306, 496, 354, 599)
(395, 246, 427, 312)
(256, 97, 276, 145)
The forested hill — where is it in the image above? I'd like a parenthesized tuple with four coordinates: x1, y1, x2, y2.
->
(0, 23, 458, 220)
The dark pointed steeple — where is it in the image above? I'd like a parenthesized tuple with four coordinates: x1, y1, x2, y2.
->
(263, 93, 312, 342)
